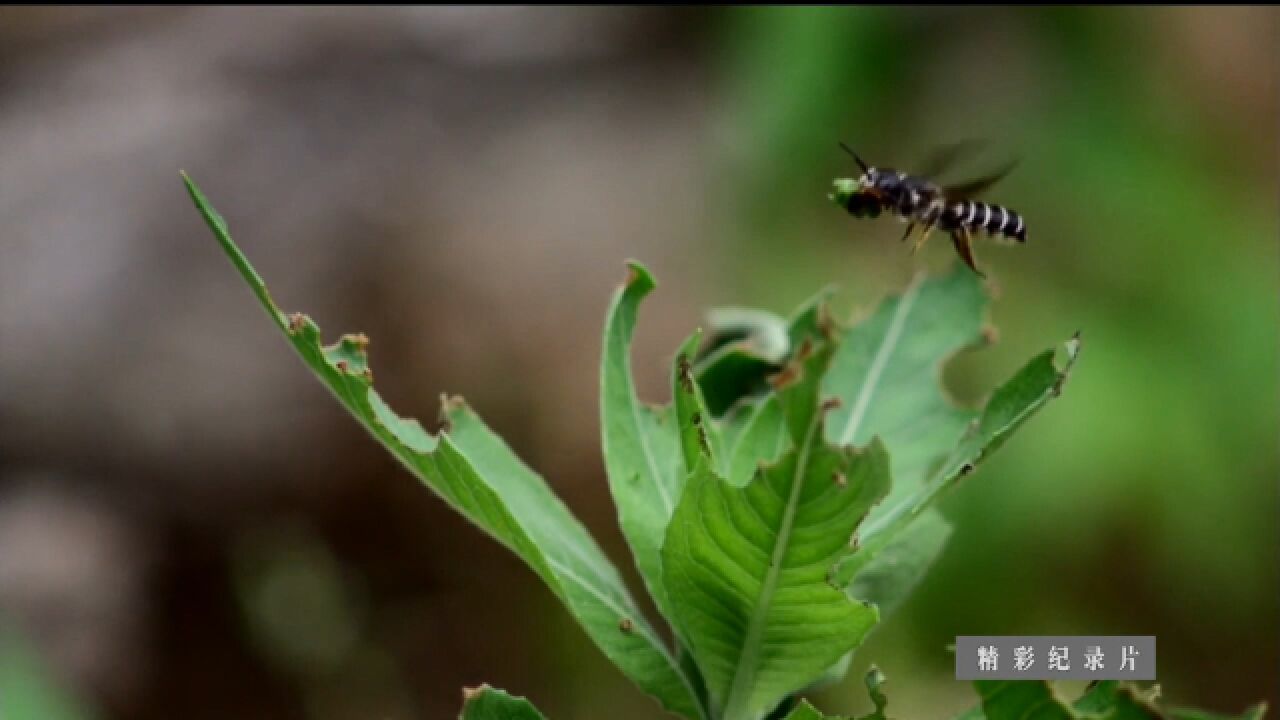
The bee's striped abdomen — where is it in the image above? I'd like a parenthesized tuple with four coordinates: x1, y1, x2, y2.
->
(956, 201, 1026, 243)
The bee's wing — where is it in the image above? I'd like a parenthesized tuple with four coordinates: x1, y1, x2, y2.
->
(942, 158, 1019, 200)
(915, 139, 987, 181)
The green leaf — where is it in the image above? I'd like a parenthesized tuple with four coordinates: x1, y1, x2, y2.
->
(1074, 681, 1124, 715)
(712, 287, 841, 491)
(813, 266, 1066, 688)
(823, 264, 989, 514)
(700, 307, 793, 371)
(973, 680, 1075, 720)
(599, 262, 689, 638)
(723, 395, 790, 488)
(458, 685, 548, 720)
(961, 680, 1262, 720)
(185, 176, 705, 720)
(1093, 685, 1163, 720)
(0, 623, 95, 720)
(696, 286, 837, 420)
(776, 667, 886, 720)
(781, 701, 837, 720)
(814, 266, 983, 644)
(830, 344, 1076, 699)
(843, 508, 951, 619)
(696, 346, 784, 420)
(662, 340, 887, 720)
(674, 330, 727, 476)
(837, 334, 1082, 589)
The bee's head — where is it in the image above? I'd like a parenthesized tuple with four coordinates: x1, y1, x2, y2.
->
(836, 142, 893, 196)
(828, 177, 862, 207)
(866, 167, 902, 194)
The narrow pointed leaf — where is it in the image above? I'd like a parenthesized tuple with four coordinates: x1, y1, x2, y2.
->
(459, 685, 548, 720)
(186, 177, 704, 720)
(662, 342, 888, 720)
(600, 262, 688, 631)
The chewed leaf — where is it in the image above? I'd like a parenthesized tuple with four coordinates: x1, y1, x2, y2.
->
(662, 337, 887, 720)
(824, 264, 990, 519)
(696, 285, 838, 419)
(459, 685, 548, 720)
(185, 175, 705, 720)
(841, 334, 1081, 597)
(600, 261, 688, 642)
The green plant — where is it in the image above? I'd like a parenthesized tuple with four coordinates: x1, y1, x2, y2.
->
(184, 175, 1263, 720)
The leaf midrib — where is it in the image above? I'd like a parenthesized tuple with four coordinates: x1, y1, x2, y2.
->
(836, 273, 925, 447)
(721, 411, 823, 720)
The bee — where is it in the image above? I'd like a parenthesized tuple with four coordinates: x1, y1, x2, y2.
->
(828, 141, 1025, 277)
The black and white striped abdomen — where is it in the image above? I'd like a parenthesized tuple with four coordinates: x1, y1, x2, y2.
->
(945, 200, 1027, 243)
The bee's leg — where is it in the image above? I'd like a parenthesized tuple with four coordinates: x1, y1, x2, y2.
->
(910, 223, 937, 254)
(899, 222, 916, 244)
(950, 228, 986, 278)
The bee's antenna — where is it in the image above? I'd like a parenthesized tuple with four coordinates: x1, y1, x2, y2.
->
(839, 142, 870, 173)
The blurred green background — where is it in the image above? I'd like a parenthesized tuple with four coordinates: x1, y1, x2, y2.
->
(0, 7, 1274, 720)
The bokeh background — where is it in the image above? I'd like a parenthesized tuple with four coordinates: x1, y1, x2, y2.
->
(0, 7, 1275, 720)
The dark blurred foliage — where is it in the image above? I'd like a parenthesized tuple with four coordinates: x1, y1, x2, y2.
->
(0, 7, 1275, 720)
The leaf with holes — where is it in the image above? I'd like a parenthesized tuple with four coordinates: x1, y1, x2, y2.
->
(600, 263, 691, 637)
(823, 264, 990, 521)
(835, 333, 1081, 593)
(662, 335, 888, 720)
(819, 264, 1078, 618)
(186, 176, 706, 720)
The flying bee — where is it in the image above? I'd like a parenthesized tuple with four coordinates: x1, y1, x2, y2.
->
(828, 141, 1025, 277)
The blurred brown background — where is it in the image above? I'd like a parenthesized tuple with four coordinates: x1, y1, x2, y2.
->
(0, 7, 1275, 720)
